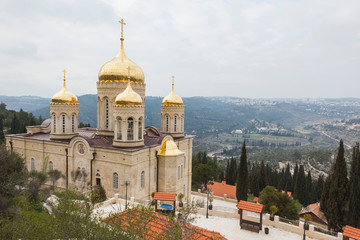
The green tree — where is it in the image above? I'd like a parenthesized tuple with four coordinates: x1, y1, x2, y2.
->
(0, 145, 27, 216)
(326, 140, 348, 231)
(10, 114, 20, 134)
(292, 163, 299, 192)
(236, 140, 248, 201)
(348, 143, 360, 228)
(260, 186, 299, 220)
(314, 175, 324, 201)
(48, 170, 65, 188)
(283, 163, 293, 192)
(305, 170, 313, 205)
(193, 163, 216, 190)
(259, 161, 267, 191)
(294, 165, 306, 205)
(90, 185, 107, 204)
(0, 117, 5, 143)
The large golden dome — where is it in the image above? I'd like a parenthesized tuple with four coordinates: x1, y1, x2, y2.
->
(115, 79, 143, 107)
(51, 75, 78, 105)
(162, 76, 183, 106)
(98, 38, 145, 84)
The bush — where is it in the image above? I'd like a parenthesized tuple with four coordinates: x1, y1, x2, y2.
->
(90, 185, 107, 204)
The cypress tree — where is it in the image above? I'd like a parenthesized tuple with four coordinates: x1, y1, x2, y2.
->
(348, 143, 360, 228)
(225, 160, 230, 183)
(320, 176, 331, 218)
(10, 114, 20, 134)
(259, 161, 267, 191)
(292, 163, 299, 192)
(236, 140, 248, 201)
(305, 170, 313, 205)
(284, 163, 292, 192)
(294, 165, 306, 205)
(227, 157, 237, 185)
(327, 140, 348, 231)
(315, 175, 324, 201)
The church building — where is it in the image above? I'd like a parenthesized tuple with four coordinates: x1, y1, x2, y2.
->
(6, 20, 193, 202)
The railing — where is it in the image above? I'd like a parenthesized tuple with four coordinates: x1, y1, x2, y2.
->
(314, 226, 338, 236)
(278, 216, 299, 226)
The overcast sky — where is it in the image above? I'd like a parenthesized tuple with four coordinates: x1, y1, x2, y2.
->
(0, 0, 359, 99)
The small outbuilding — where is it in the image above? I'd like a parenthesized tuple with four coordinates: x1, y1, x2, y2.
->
(237, 200, 264, 233)
(153, 192, 177, 214)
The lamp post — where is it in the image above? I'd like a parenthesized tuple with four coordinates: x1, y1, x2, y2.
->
(125, 181, 130, 210)
(303, 214, 308, 240)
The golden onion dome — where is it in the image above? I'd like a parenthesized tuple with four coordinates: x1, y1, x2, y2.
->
(162, 76, 183, 106)
(115, 79, 143, 107)
(98, 37, 145, 84)
(158, 138, 184, 156)
(51, 72, 78, 105)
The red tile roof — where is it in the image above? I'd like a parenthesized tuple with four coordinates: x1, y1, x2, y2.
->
(253, 197, 259, 203)
(237, 200, 263, 213)
(299, 202, 327, 224)
(343, 225, 360, 240)
(207, 181, 236, 199)
(105, 208, 227, 240)
(153, 192, 177, 201)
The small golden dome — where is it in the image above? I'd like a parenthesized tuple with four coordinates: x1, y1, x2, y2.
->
(115, 79, 143, 107)
(162, 76, 183, 106)
(158, 138, 184, 156)
(98, 38, 145, 84)
(51, 72, 78, 105)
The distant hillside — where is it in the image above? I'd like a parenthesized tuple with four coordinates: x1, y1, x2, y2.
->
(2, 95, 360, 136)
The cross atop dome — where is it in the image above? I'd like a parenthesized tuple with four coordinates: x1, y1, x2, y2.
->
(118, 18, 126, 39)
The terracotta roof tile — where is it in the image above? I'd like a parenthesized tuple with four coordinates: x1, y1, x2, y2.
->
(343, 225, 360, 240)
(105, 208, 227, 240)
(153, 192, 177, 201)
(237, 200, 263, 213)
(207, 181, 236, 199)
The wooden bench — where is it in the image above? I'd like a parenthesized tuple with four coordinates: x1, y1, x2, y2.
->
(241, 222, 260, 233)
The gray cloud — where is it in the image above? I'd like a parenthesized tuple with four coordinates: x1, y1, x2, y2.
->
(0, 0, 359, 98)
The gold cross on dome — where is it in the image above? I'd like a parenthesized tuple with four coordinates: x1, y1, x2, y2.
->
(62, 69, 67, 80)
(118, 18, 126, 38)
(172, 75, 174, 85)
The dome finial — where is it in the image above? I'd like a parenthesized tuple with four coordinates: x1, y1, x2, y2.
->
(118, 18, 126, 40)
(172, 75, 175, 91)
(62, 69, 67, 88)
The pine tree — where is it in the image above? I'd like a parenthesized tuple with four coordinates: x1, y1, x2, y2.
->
(348, 143, 360, 228)
(10, 114, 20, 134)
(259, 161, 267, 191)
(315, 175, 324, 201)
(292, 163, 299, 192)
(0, 117, 5, 143)
(305, 170, 313, 205)
(294, 165, 306, 205)
(225, 160, 230, 183)
(236, 140, 248, 201)
(327, 140, 348, 231)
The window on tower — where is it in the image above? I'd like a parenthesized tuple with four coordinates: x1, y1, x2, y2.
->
(105, 99, 109, 129)
(165, 115, 169, 132)
(62, 114, 66, 133)
(53, 114, 56, 133)
(72, 114, 75, 133)
(174, 115, 177, 132)
(117, 117, 122, 140)
(127, 117, 134, 140)
(138, 117, 143, 140)
(141, 171, 145, 188)
(113, 172, 118, 189)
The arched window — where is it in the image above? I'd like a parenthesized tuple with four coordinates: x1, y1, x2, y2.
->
(178, 166, 180, 180)
(53, 114, 56, 133)
(96, 173, 101, 186)
(62, 114, 66, 133)
(141, 171, 145, 188)
(113, 172, 118, 189)
(181, 165, 183, 178)
(184, 156, 186, 169)
(105, 99, 109, 129)
(165, 115, 169, 132)
(117, 117, 122, 140)
(174, 115, 177, 132)
(30, 158, 35, 171)
(71, 114, 75, 133)
(127, 117, 134, 140)
(138, 117, 143, 140)
(49, 161, 53, 171)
